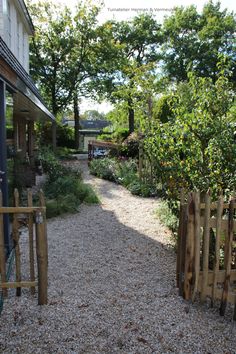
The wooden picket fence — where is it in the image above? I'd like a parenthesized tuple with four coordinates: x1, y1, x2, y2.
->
(0, 189, 48, 306)
(177, 191, 236, 320)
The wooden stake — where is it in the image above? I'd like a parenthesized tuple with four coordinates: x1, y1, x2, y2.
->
(211, 194, 223, 307)
(13, 189, 21, 297)
(0, 191, 7, 297)
(192, 191, 200, 302)
(36, 190, 48, 305)
(183, 194, 195, 300)
(176, 189, 185, 288)
(201, 191, 211, 303)
(220, 199, 234, 316)
(27, 189, 35, 295)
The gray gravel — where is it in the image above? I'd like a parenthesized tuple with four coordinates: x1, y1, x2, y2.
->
(0, 160, 236, 353)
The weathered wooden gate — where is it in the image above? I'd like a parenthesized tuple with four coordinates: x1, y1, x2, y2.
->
(177, 191, 236, 320)
(0, 189, 48, 307)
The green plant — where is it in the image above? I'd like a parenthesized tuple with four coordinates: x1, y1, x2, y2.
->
(120, 132, 141, 158)
(37, 147, 99, 217)
(128, 180, 155, 197)
(38, 147, 81, 182)
(156, 200, 179, 243)
(114, 159, 137, 186)
(89, 157, 157, 197)
(55, 147, 78, 160)
(145, 67, 236, 201)
(89, 158, 117, 181)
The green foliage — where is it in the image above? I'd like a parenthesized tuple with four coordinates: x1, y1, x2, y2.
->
(56, 125, 75, 149)
(89, 158, 117, 181)
(153, 95, 174, 123)
(37, 147, 99, 217)
(162, 2, 236, 83)
(38, 147, 79, 182)
(55, 147, 79, 160)
(95, 13, 163, 132)
(36, 121, 75, 149)
(81, 110, 106, 120)
(98, 127, 129, 143)
(113, 158, 137, 186)
(111, 127, 129, 143)
(46, 195, 79, 218)
(156, 200, 179, 239)
(127, 180, 155, 198)
(145, 69, 236, 199)
(120, 132, 140, 158)
(89, 157, 155, 197)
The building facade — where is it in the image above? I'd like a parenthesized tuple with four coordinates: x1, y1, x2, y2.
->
(0, 0, 31, 71)
(0, 0, 54, 253)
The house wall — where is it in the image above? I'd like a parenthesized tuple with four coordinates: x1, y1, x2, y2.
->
(84, 136, 97, 152)
(0, 0, 4, 37)
(0, 0, 31, 72)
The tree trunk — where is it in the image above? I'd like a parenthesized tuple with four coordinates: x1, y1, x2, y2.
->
(128, 97, 134, 134)
(74, 93, 80, 150)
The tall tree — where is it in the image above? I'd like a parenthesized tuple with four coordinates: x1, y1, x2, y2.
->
(93, 13, 163, 133)
(28, 0, 101, 149)
(161, 1, 236, 83)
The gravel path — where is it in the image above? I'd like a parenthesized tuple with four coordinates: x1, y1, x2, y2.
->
(0, 160, 236, 353)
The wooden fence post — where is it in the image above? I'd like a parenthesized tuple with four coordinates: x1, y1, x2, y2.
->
(88, 142, 92, 163)
(183, 194, 195, 300)
(192, 191, 200, 302)
(200, 191, 211, 303)
(176, 189, 185, 288)
(220, 198, 234, 316)
(0, 191, 7, 297)
(178, 202, 188, 297)
(13, 189, 21, 297)
(211, 194, 223, 307)
(35, 190, 48, 305)
(27, 189, 35, 295)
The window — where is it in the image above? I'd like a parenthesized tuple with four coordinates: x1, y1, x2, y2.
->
(6, 91, 14, 158)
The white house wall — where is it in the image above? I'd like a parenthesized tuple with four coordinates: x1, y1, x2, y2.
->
(0, 0, 4, 38)
(1, 0, 31, 73)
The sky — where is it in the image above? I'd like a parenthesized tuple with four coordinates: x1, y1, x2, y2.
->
(54, 0, 236, 113)
(56, 0, 236, 23)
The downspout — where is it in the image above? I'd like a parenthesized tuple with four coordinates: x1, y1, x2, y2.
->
(0, 80, 10, 255)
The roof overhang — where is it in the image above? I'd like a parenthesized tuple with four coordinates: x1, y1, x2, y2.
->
(0, 37, 54, 121)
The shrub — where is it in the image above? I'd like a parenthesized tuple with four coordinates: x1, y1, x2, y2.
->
(112, 127, 129, 143)
(89, 158, 117, 181)
(36, 121, 75, 148)
(144, 70, 236, 200)
(89, 157, 156, 197)
(114, 159, 137, 186)
(46, 195, 79, 218)
(120, 132, 141, 158)
(38, 148, 99, 217)
(55, 147, 78, 160)
(128, 180, 156, 197)
(156, 200, 179, 244)
(38, 147, 81, 182)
